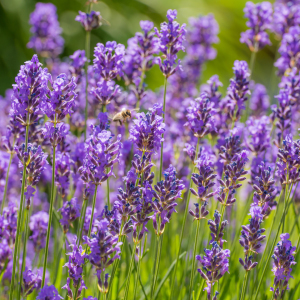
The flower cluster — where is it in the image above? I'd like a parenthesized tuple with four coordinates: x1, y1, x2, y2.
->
(270, 233, 296, 298)
(185, 93, 216, 138)
(239, 205, 266, 271)
(155, 9, 186, 77)
(208, 211, 228, 248)
(37, 285, 63, 300)
(151, 165, 185, 235)
(240, 1, 273, 51)
(28, 3, 64, 57)
(58, 198, 80, 233)
(76, 11, 102, 31)
(29, 212, 49, 251)
(196, 242, 230, 300)
(21, 269, 42, 297)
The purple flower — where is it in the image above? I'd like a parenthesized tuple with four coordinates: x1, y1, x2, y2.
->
(93, 41, 125, 80)
(196, 242, 230, 300)
(22, 269, 42, 297)
(83, 219, 122, 293)
(249, 83, 269, 115)
(79, 129, 122, 186)
(185, 92, 216, 138)
(129, 103, 165, 154)
(184, 143, 196, 163)
(43, 73, 77, 123)
(55, 152, 72, 198)
(244, 116, 271, 155)
(69, 50, 87, 83)
(151, 165, 185, 235)
(27, 3, 64, 57)
(155, 9, 186, 77)
(75, 11, 102, 31)
(207, 211, 228, 248)
(270, 233, 296, 297)
(58, 198, 81, 233)
(12, 55, 50, 126)
(275, 26, 300, 76)
(63, 239, 86, 298)
(240, 2, 273, 51)
(0, 239, 11, 273)
(239, 205, 266, 271)
(224, 60, 250, 122)
(29, 212, 49, 250)
(273, 1, 300, 38)
(1, 202, 17, 246)
(42, 122, 70, 147)
(37, 285, 63, 300)
(201, 75, 223, 108)
(123, 20, 159, 90)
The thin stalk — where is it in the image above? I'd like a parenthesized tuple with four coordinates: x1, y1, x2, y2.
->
(133, 248, 141, 300)
(42, 145, 56, 287)
(188, 220, 201, 300)
(84, 30, 91, 140)
(151, 234, 163, 300)
(77, 198, 88, 246)
(240, 271, 249, 300)
(169, 138, 200, 300)
(19, 207, 30, 299)
(87, 185, 99, 237)
(282, 170, 289, 233)
(107, 178, 110, 210)
(123, 244, 135, 300)
(253, 184, 293, 300)
(159, 77, 168, 181)
(9, 124, 29, 300)
(1, 147, 14, 213)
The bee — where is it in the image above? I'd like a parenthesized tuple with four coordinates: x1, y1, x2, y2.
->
(111, 108, 139, 125)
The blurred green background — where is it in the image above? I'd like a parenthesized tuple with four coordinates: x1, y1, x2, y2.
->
(0, 0, 278, 96)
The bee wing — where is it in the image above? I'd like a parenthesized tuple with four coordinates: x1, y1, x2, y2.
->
(101, 18, 111, 26)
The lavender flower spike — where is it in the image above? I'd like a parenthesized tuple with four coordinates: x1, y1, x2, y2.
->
(240, 2, 273, 52)
(270, 233, 296, 299)
(155, 9, 186, 78)
(37, 285, 63, 300)
(76, 11, 102, 31)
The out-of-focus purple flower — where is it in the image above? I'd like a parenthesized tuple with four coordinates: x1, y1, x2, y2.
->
(37, 285, 63, 300)
(75, 11, 102, 31)
(55, 152, 72, 198)
(201, 75, 223, 108)
(244, 116, 271, 156)
(12, 55, 50, 126)
(28, 3, 64, 57)
(273, 1, 300, 38)
(43, 73, 77, 123)
(22, 269, 42, 297)
(240, 2, 273, 51)
(270, 233, 296, 298)
(239, 205, 266, 271)
(250, 83, 269, 116)
(0, 239, 11, 273)
(275, 26, 300, 76)
(58, 198, 80, 233)
(69, 50, 87, 84)
(83, 206, 97, 236)
(184, 143, 196, 163)
(123, 20, 159, 90)
(130, 103, 165, 154)
(93, 41, 125, 80)
(185, 92, 216, 138)
(196, 242, 230, 300)
(29, 211, 49, 250)
(1, 202, 17, 246)
(223, 61, 250, 122)
(184, 14, 219, 81)
(155, 9, 186, 78)
(151, 165, 185, 235)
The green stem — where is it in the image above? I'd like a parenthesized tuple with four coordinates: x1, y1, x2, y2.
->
(42, 145, 56, 287)
(77, 198, 88, 246)
(87, 185, 99, 237)
(240, 271, 249, 300)
(1, 148, 14, 213)
(123, 244, 135, 300)
(19, 208, 30, 299)
(151, 234, 163, 300)
(133, 247, 141, 300)
(9, 124, 29, 300)
(188, 220, 201, 300)
(84, 30, 91, 140)
(282, 169, 289, 233)
(169, 138, 200, 300)
(159, 77, 168, 182)
(253, 184, 293, 300)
